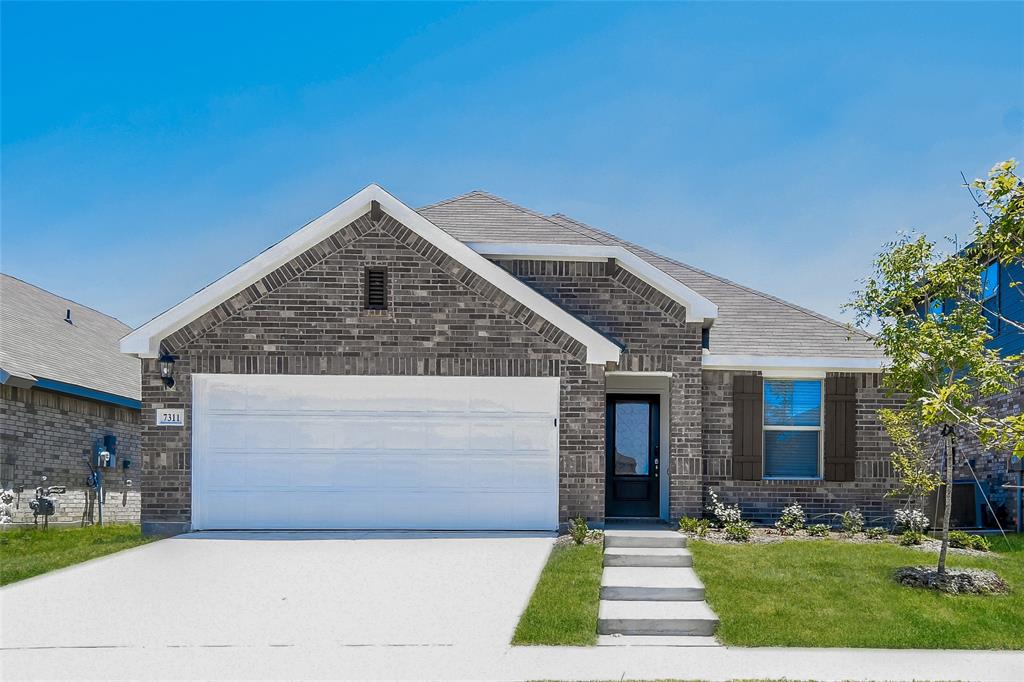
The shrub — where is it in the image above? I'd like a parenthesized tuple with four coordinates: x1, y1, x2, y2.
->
(894, 508, 930, 533)
(568, 516, 590, 545)
(806, 523, 830, 537)
(841, 507, 865, 536)
(865, 526, 887, 540)
(971, 535, 991, 552)
(706, 488, 742, 527)
(774, 503, 805, 535)
(948, 530, 973, 549)
(678, 516, 710, 537)
(724, 520, 752, 542)
(899, 530, 924, 546)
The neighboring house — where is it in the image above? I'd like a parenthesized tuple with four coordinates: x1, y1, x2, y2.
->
(0, 274, 141, 525)
(121, 186, 897, 535)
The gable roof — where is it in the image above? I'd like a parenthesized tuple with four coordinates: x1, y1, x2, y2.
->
(120, 185, 622, 365)
(0, 273, 141, 404)
(418, 192, 883, 364)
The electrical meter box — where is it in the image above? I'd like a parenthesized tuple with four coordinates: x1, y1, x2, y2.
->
(93, 435, 117, 468)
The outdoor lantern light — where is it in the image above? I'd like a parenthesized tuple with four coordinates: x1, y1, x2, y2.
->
(158, 353, 178, 389)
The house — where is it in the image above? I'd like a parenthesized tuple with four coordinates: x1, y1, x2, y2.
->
(1, 274, 141, 525)
(120, 185, 898, 535)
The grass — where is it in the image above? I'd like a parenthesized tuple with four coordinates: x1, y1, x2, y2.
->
(691, 533, 1024, 649)
(0, 524, 155, 586)
(512, 543, 604, 645)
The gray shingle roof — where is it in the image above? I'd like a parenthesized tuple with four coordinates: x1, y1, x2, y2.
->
(0, 274, 141, 401)
(418, 192, 881, 359)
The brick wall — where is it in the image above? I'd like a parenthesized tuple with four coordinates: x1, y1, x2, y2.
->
(142, 211, 605, 533)
(1, 385, 140, 525)
(701, 370, 901, 526)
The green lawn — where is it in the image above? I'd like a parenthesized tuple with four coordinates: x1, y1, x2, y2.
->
(0, 524, 155, 586)
(691, 534, 1024, 649)
(512, 543, 604, 645)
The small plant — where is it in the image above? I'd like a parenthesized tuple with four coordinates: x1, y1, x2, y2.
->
(971, 535, 991, 552)
(706, 487, 742, 527)
(899, 530, 924, 546)
(774, 503, 805, 535)
(865, 526, 887, 540)
(948, 530, 973, 549)
(568, 516, 590, 545)
(678, 516, 710, 537)
(841, 507, 865, 536)
(806, 523, 830, 537)
(894, 508, 930, 534)
(724, 520, 752, 542)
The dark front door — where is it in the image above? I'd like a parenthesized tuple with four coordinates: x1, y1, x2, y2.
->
(605, 394, 660, 517)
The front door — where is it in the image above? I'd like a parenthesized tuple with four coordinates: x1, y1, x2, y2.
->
(605, 394, 660, 517)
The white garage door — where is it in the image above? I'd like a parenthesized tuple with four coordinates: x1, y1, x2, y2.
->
(192, 374, 560, 530)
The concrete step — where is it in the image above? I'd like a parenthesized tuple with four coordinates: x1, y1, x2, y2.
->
(598, 599, 719, 636)
(596, 634, 721, 647)
(603, 546, 693, 568)
(603, 529, 686, 549)
(601, 566, 705, 601)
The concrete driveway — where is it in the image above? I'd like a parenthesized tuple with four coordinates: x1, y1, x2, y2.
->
(0, 531, 554, 651)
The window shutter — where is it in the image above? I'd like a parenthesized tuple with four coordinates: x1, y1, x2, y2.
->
(732, 374, 763, 480)
(824, 376, 857, 481)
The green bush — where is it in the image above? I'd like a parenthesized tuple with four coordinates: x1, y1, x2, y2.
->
(678, 516, 710, 537)
(724, 521, 752, 542)
(948, 530, 973, 549)
(806, 523, 830, 537)
(865, 526, 887, 540)
(899, 530, 924, 546)
(841, 508, 865, 536)
(971, 535, 991, 552)
(568, 516, 590, 545)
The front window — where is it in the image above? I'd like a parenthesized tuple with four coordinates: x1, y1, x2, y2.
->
(763, 379, 823, 479)
(980, 261, 999, 333)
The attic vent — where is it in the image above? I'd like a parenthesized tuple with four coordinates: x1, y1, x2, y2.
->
(65, 309, 73, 324)
(365, 267, 388, 310)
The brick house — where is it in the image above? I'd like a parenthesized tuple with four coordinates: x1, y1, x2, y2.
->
(1, 274, 141, 525)
(121, 185, 899, 535)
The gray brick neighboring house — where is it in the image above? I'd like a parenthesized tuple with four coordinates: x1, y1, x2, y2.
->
(121, 185, 899, 535)
(1, 274, 141, 525)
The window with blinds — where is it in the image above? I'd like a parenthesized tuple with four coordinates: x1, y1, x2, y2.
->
(365, 267, 388, 310)
(763, 379, 823, 479)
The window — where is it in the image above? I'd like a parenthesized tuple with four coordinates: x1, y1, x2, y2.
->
(980, 261, 999, 333)
(763, 379, 822, 479)
(364, 267, 388, 310)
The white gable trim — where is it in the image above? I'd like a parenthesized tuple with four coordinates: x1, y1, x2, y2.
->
(465, 242, 719, 325)
(120, 185, 622, 365)
(702, 353, 885, 373)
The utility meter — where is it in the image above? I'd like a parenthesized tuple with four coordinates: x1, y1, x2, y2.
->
(93, 435, 117, 468)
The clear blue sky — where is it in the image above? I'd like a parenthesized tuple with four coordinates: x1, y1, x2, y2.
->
(2, 2, 1022, 328)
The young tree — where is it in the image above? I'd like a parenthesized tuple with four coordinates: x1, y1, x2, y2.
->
(848, 159, 1023, 577)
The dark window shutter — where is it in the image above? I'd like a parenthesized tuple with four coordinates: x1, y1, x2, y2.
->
(824, 376, 857, 481)
(365, 267, 388, 310)
(732, 374, 763, 480)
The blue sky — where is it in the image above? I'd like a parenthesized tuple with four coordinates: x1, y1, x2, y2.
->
(2, 2, 1022, 328)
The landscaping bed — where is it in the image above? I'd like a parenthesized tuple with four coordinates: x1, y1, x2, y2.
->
(0, 524, 155, 586)
(512, 542, 603, 646)
(690, 533, 1023, 649)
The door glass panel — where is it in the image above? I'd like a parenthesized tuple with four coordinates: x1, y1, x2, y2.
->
(614, 402, 650, 475)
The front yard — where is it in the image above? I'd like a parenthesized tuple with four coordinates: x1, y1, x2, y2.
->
(512, 542, 603, 645)
(0, 524, 155, 586)
(692, 533, 1024, 649)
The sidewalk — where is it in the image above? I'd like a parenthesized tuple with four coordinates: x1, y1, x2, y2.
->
(2, 642, 1021, 681)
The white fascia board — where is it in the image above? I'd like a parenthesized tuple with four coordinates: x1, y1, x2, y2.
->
(120, 185, 621, 365)
(702, 354, 886, 373)
(466, 242, 719, 325)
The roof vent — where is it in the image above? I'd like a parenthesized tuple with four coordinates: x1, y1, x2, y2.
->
(64, 309, 73, 324)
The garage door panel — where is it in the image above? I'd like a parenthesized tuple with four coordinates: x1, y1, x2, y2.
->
(193, 375, 559, 530)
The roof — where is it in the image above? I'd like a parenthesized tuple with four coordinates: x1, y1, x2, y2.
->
(418, 191, 883, 363)
(120, 184, 622, 365)
(0, 274, 141, 404)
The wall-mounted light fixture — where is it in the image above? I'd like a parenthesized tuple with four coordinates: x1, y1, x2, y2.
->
(159, 353, 178, 389)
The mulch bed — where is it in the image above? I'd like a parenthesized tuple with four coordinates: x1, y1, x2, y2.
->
(894, 566, 1009, 594)
(684, 527, 997, 557)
